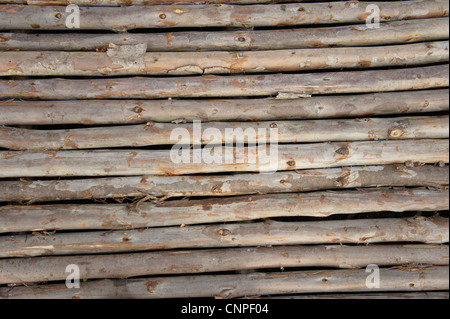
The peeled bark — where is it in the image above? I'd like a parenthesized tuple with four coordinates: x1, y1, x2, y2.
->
(0, 165, 448, 203)
(1, 188, 448, 233)
(0, 216, 448, 258)
(1, 1, 448, 31)
(0, 266, 448, 299)
(0, 140, 448, 177)
(0, 65, 448, 100)
(2, 18, 448, 52)
(1, 116, 448, 151)
(1, 89, 447, 125)
(0, 0, 448, 302)
(0, 244, 448, 285)
(1, 41, 448, 76)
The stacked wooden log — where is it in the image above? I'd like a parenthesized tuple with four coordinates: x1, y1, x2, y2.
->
(0, 0, 448, 299)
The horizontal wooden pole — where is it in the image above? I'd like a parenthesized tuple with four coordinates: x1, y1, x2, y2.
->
(1, 116, 448, 150)
(0, 244, 448, 285)
(0, 65, 447, 100)
(1, 188, 448, 232)
(1, 266, 448, 299)
(1, 89, 447, 125)
(1, 165, 447, 203)
(1, 1, 448, 31)
(1, 41, 448, 76)
(0, 216, 448, 258)
(2, 18, 447, 52)
(0, 140, 448, 177)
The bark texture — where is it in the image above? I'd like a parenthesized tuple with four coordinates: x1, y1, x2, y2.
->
(0, 65, 447, 100)
(1, 18, 448, 51)
(1, 116, 448, 150)
(1, 188, 447, 232)
(0, 245, 447, 285)
(1, 41, 448, 76)
(1, 165, 447, 203)
(1, 1, 448, 31)
(1, 89, 447, 125)
(0, 140, 447, 177)
(0, 267, 448, 299)
(0, 216, 448, 258)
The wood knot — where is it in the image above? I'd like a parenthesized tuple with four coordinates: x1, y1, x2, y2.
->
(286, 160, 296, 167)
(146, 280, 161, 293)
(134, 105, 144, 114)
(335, 146, 349, 156)
(218, 229, 231, 236)
(388, 128, 405, 139)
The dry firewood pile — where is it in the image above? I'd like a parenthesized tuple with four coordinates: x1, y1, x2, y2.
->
(0, 0, 448, 300)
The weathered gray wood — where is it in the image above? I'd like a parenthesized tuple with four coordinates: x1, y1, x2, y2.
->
(1, 1, 448, 31)
(1, 116, 448, 150)
(1, 65, 447, 99)
(0, 216, 447, 258)
(1, 266, 448, 299)
(0, 245, 447, 285)
(0, 140, 447, 177)
(1, 89, 447, 125)
(1, 165, 447, 203)
(1, 188, 447, 233)
(1, 41, 448, 76)
(2, 18, 448, 52)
